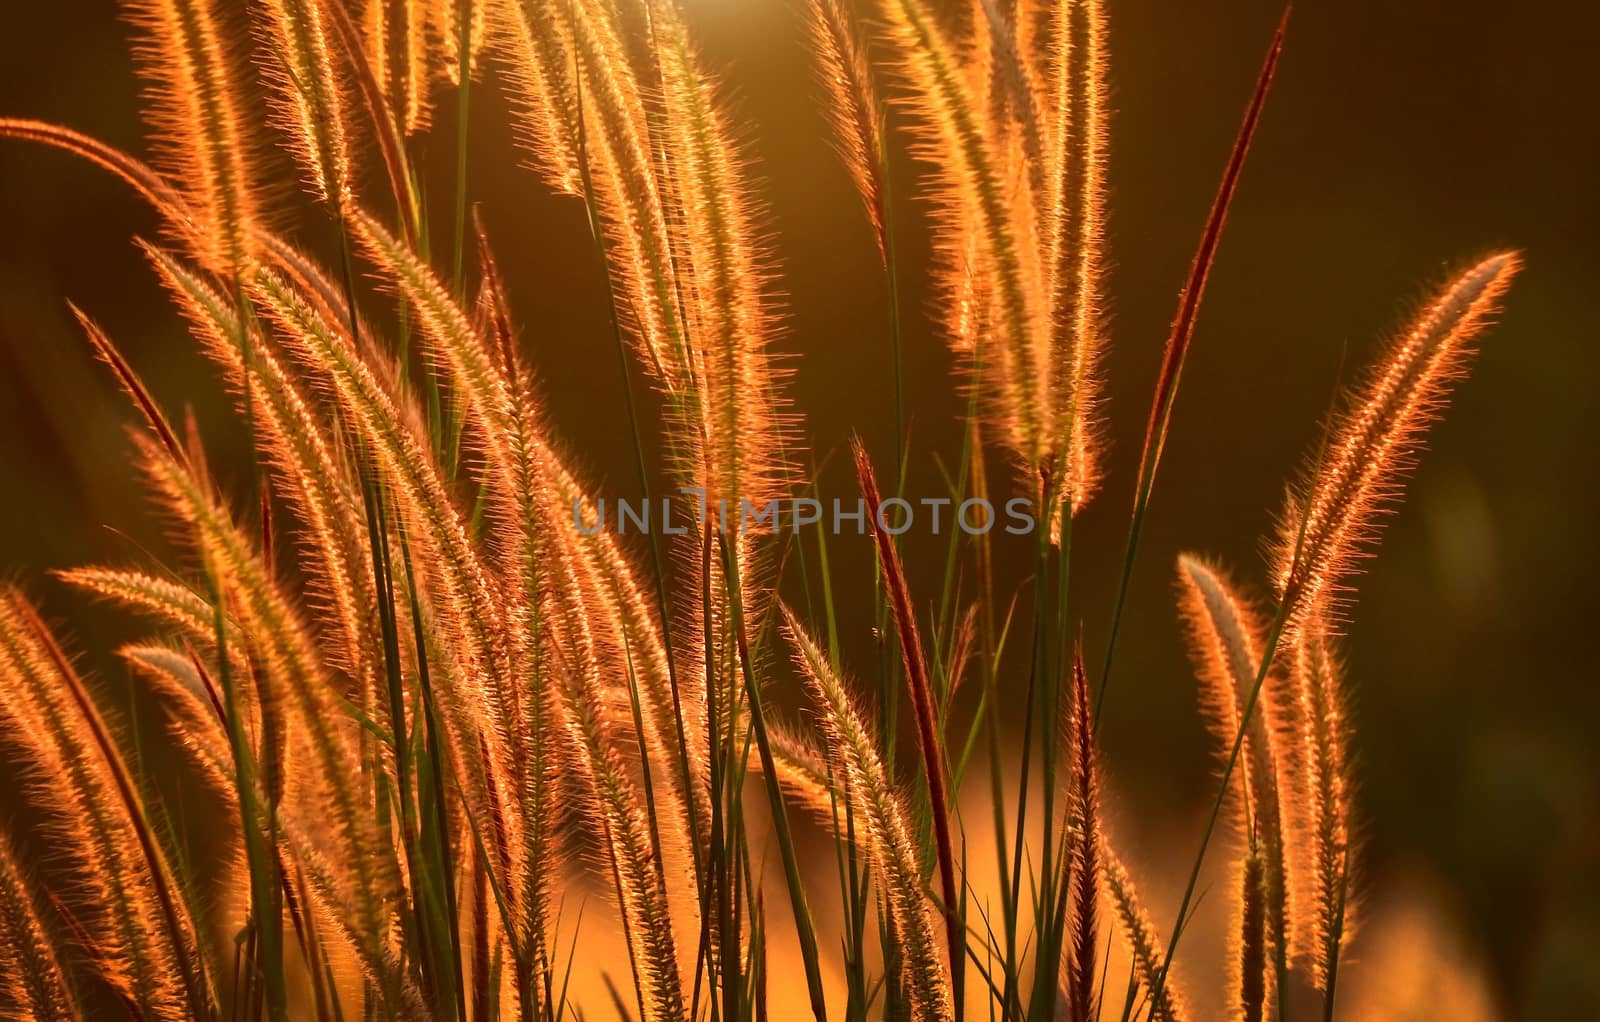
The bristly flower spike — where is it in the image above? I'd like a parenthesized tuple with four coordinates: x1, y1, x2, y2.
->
(1274, 251, 1522, 628)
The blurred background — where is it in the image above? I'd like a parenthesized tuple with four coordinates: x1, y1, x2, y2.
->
(1, 0, 1595, 1017)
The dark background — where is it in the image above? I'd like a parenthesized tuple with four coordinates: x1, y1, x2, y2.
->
(1, 1, 1595, 1017)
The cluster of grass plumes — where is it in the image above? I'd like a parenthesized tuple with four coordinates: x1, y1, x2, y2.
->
(0, 0, 1518, 1019)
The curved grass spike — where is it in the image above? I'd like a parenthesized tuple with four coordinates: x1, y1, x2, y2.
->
(74, 309, 291, 1020)
(0, 591, 217, 1021)
(114, 643, 345, 1019)
(804, 0, 887, 262)
(783, 606, 954, 1021)
(258, 0, 351, 208)
(1293, 620, 1353, 991)
(1174, 554, 1297, 983)
(381, 213, 706, 844)
(124, 0, 260, 276)
(0, 120, 399, 325)
(880, 0, 1051, 470)
(145, 256, 394, 1009)
(762, 720, 840, 820)
(348, 210, 531, 485)
(0, 830, 81, 1021)
(976, 0, 1048, 203)
(1096, 8, 1287, 716)
(140, 246, 382, 716)
(250, 265, 509, 719)
(320, 0, 420, 240)
(1100, 837, 1189, 1022)
(855, 440, 964, 1019)
(118, 643, 237, 794)
(1044, 0, 1108, 519)
(58, 568, 246, 666)
(0, 119, 198, 240)
(247, 264, 525, 947)
(572, 504, 714, 874)
(488, 0, 581, 193)
(357, 209, 701, 996)
(71, 303, 188, 469)
(716, 531, 826, 1022)
(136, 435, 404, 981)
(526, 0, 695, 400)
(1272, 251, 1522, 629)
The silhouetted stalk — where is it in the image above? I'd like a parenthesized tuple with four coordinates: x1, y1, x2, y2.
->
(1095, 10, 1286, 718)
(19, 600, 220, 1021)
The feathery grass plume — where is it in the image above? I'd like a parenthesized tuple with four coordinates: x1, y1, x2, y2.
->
(248, 265, 527, 955)
(60, 568, 238, 651)
(58, 570, 255, 711)
(0, 831, 79, 1022)
(1174, 554, 1296, 972)
(1043, 0, 1107, 518)
(118, 644, 237, 794)
(763, 719, 840, 819)
(356, 211, 687, 994)
(257, 0, 352, 208)
(0, 591, 206, 1020)
(533, 0, 697, 401)
(540, 531, 687, 1022)
(488, 0, 581, 193)
(975, 0, 1048, 203)
(136, 434, 404, 968)
(855, 440, 964, 1016)
(566, 499, 713, 855)
(249, 265, 510, 744)
(366, 0, 433, 135)
(804, 0, 887, 261)
(140, 246, 381, 702)
(124, 0, 260, 275)
(318, 0, 420, 239)
(783, 606, 955, 1021)
(285, 828, 431, 1019)
(131, 404, 400, 987)
(349, 210, 533, 489)
(881, 0, 1051, 470)
(1100, 837, 1189, 1022)
(72, 305, 188, 469)
(0, 119, 201, 245)
(0, 122, 364, 308)
(1293, 620, 1354, 990)
(1272, 251, 1522, 628)
(1235, 851, 1267, 1022)
(1065, 651, 1099, 1022)
(651, 0, 792, 514)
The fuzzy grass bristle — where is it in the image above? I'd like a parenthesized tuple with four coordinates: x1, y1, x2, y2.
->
(125, 0, 261, 274)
